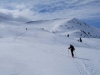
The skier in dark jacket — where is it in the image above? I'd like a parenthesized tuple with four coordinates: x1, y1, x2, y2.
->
(68, 44, 75, 58)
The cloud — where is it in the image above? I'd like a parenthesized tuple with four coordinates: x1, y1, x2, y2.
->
(0, 8, 33, 22)
(0, 0, 100, 22)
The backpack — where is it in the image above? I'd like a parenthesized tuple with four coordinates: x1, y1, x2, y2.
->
(71, 45, 75, 50)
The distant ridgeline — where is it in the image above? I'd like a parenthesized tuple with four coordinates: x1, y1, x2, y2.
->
(27, 18, 100, 38)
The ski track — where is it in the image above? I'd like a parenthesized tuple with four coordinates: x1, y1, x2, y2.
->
(43, 47, 100, 75)
(73, 57, 100, 75)
(73, 58, 89, 75)
(13, 30, 27, 41)
(82, 60, 100, 75)
(46, 48, 100, 75)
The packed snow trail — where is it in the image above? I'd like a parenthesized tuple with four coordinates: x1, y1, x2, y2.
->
(74, 59, 89, 75)
(73, 47, 100, 75)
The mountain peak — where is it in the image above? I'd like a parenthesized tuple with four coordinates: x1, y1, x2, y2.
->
(68, 18, 82, 24)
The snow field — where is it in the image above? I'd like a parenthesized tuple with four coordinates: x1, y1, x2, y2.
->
(0, 18, 100, 75)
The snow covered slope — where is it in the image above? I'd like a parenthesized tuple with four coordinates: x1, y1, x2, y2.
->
(0, 18, 100, 75)
(27, 18, 100, 38)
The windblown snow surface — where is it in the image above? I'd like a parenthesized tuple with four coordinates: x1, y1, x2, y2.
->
(0, 18, 100, 75)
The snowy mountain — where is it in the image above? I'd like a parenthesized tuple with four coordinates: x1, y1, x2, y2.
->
(27, 18, 100, 38)
(0, 17, 100, 75)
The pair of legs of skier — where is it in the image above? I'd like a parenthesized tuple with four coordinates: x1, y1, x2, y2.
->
(71, 49, 74, 58)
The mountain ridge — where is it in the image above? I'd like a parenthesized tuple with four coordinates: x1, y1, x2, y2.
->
(26, 18, 100, 38)
(0, 17, 100, 38)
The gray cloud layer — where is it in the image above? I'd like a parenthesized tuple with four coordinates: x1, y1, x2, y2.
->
(0, 0, 100, 22)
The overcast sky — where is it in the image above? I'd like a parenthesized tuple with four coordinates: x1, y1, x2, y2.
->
(0, 0, 100, 28)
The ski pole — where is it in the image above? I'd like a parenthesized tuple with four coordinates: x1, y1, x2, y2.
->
(74, 50, 77, 57)
(68, 49, 69, 57)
